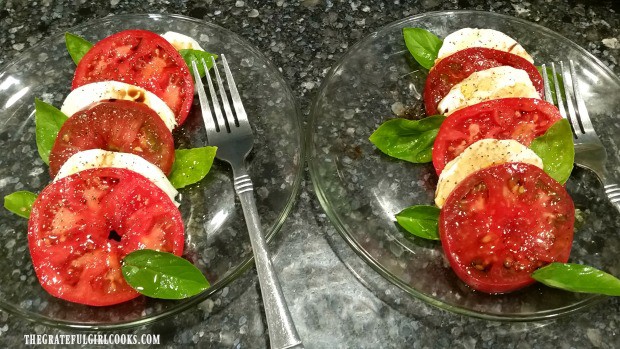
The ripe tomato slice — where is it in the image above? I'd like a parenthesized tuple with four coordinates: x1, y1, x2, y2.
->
(424, 47, 544, 116)
(48, 100, 175, 177)
(27, 167, 184, 306)
(439, 162, 575, 294)
(432, 98, 561, 175)
(72, 29, 194, 126)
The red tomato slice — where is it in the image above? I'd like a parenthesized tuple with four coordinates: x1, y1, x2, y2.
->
(27, 167, 184, 306)
(432, 98, 561, 175)
(439, 162, 574, 294)
(424, 47, 544, 116)
(48, 100, 175, 177)
(72, 29, 194, 126)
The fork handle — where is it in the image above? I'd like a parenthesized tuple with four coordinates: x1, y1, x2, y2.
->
(233, 173, 304, 349)
(603, 182, 620, 213)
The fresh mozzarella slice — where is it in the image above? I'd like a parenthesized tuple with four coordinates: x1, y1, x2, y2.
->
(161, 31, 204, 51)
(437, 66, 541, 115)
(436, 28, 534, 63)
(61, 81, 177, 131)
(435, 139, 543, 208)
(54, 149, 179, 207)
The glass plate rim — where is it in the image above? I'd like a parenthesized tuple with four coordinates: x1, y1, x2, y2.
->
(308, 9, 613, 321)
(0, 12, 305, 330)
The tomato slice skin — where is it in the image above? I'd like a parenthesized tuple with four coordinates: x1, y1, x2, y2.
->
(72, 29, 194, 126)
(27, 167, 184, 306)
(423, 47, 544, 116)
(48, 100, 175, 177)
(432, 98, 561, 175)
(439, 163, 574, 294)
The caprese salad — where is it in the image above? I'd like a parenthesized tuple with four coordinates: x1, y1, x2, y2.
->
(371, 28, 620, 295)
(4, 29, 219, 306)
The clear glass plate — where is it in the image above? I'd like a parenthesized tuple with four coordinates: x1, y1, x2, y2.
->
(0, 14, 304, 329)
(309, 10, 620, 320)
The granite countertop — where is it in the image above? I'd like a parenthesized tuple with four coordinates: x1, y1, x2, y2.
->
(1, 0, 619, 348)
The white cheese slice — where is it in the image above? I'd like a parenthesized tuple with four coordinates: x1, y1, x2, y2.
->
(435, 139, 543, 208)
(161, 31, 204, 51)
(54, 149, 179, 207)
(436, 28, 534, 64)
(437, 66, 540, 115)
(61, 81, 177, 131)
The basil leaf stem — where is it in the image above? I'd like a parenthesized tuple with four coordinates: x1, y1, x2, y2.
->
(403, 28, 443, 70)
(529, 119, 574, 184)
(122, 250, 210, 299)
(532, 262, 620, 296)
(168, 146, 218, 189)
(65, 33, 93, 65)
(35, 98, 68, 164)
(369, 115, 445, 163)
(395, 205, 441, 240)
(4, 191, 37, 218)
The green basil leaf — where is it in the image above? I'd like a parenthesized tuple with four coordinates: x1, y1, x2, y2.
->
(168, 146, 218, 189)
(35, 98, 68, 164)
(179, 49, 218, 78)
(532, 262, 620, 296)
(65, 32, 93, 65)
(122, 249, 210, 299)
(403, 28, 443, 70)
(529, 119, 574, 184)
(369, 115, 446, 163)
(4, 191, 37, 219)
(395, 205, 440, 240)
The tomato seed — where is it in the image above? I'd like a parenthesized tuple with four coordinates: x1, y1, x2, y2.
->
(473, 181, 487, 192)
(471, 258, 490, 272)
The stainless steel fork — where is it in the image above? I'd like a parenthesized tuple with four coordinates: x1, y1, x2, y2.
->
(541, 60, 620, 212)
(192, 55, 303, 349)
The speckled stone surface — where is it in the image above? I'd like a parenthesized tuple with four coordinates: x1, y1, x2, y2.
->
(0, 0, 619, 348)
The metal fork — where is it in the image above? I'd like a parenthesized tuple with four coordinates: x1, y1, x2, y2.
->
(191, 55, 303, 349)
(541, 60, 620, 212)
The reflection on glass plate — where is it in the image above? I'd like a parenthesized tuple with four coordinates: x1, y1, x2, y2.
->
(309, 10, 620, 320)
(0, 14, 303, 328)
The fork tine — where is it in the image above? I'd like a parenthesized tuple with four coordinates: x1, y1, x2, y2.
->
(551, 62, 579, 139)
(541, 62, 577, 139)
(550, 63, 567, 119)
(540, 64, 554, 104)
(192, 60, 218, 136)
(202, 58, 230, 133)
(569, 60, 594, 133)
(211, 56, 237, 130)
(221, 54, 251, 132)
(559, 61, 581, 134)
